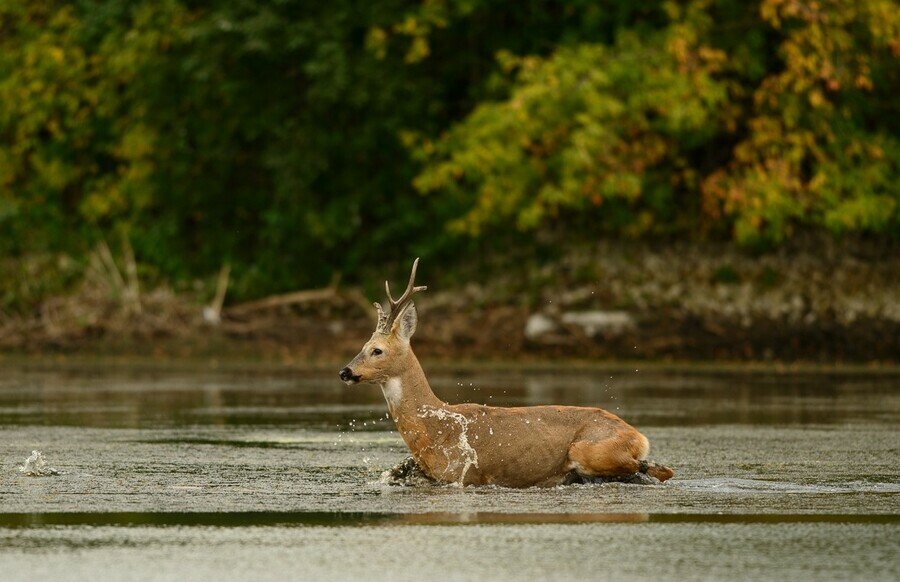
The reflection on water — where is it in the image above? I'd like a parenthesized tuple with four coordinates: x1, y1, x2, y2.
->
(676, 478, 900, 494)
(0, 366, 370, 429)
(1, 510, 897, 529)
(0, 364, 897, 429)
(0, 362, 898, 516)
(1, 362, 898, 582)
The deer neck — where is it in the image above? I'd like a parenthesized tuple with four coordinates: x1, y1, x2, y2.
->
(380, 349, 443, 421)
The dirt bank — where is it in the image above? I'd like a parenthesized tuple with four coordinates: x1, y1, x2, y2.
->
(2, 237, 897, 363)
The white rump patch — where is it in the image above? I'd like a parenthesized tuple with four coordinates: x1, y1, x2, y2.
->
(382, 377, 403, 410)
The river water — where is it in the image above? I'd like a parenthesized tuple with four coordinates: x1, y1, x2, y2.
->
(1, 361, 897, 581)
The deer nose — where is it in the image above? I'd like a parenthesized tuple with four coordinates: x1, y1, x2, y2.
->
(339, 367, 354, 382)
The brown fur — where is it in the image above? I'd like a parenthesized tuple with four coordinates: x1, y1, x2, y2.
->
(340, 270, 674, 488)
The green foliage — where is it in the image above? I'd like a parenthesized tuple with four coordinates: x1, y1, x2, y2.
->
(0, 253, 82, 312)
(758, 266, 780, 289)
(0, 1, 184, 252)
(700, 0, 900, 245)
(412, 8, 728, 237)
(0, 0, 897, 310)
(416, 0, 900, 245)
(712, 265, 740, 285)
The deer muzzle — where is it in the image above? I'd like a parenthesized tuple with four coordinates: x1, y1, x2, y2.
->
(339, 367, 361, 384)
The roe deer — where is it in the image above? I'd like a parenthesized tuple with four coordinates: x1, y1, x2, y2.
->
(339, 259, 674, 487)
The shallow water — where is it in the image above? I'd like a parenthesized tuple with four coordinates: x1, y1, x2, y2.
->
(1, 362, 898, 580)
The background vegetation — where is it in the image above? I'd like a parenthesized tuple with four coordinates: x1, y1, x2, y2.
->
(1, 0, 898, 311)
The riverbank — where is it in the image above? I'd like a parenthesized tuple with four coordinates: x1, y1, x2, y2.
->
(1, 237, 897, 363)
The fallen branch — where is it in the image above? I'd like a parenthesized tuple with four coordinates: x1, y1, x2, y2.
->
(224, 273, 376, 321)
(226, 287, 339, 316)
(226, 273, 342, 317)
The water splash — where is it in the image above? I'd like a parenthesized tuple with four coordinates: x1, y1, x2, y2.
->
(379, 456, 435, 486)
(418, 406, 479, 485)
(18, 451, 59, 477)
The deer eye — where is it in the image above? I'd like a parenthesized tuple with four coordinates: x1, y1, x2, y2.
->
(371, 348, 383, 356)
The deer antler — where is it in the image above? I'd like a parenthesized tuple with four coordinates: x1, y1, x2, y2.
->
(374, 258, 427, 334)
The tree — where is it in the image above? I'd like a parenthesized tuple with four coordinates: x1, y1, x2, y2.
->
(412, 0, 900, 245)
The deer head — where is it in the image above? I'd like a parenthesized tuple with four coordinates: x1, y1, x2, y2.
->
(339, 259, 427, 385)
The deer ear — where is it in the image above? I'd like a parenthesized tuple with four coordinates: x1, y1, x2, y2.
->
(392, 302, 417, 341)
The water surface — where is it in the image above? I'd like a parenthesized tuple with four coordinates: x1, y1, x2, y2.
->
(1, 362, 897, 580)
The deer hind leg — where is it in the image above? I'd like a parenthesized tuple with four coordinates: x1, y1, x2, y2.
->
(568, 432, 675, 482)
(567, 430, 649, 478)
